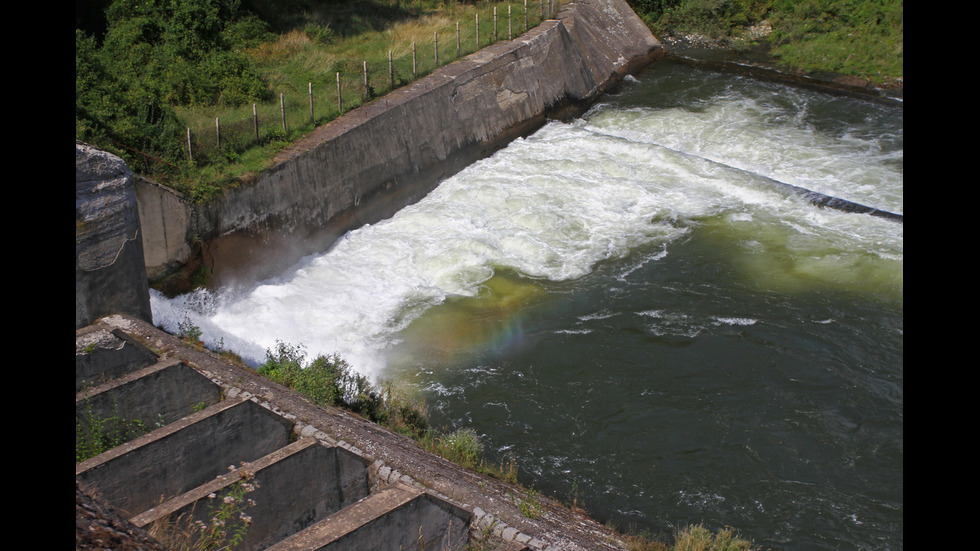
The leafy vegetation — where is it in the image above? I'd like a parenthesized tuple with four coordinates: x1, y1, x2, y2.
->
(76, 0, 549, 202)
(258, 340, 431, 439)
(628, 0, 902, 83)
(147, 462, 260, 551)
(76, 393, 149, 463)
(615, 523, 760, 551)
(255, 341, 525, 483)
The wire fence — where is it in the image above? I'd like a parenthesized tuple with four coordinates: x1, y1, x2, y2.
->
(183, 0, 562, 168)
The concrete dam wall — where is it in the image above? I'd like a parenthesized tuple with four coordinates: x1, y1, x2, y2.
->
(136, 0, 665, 288)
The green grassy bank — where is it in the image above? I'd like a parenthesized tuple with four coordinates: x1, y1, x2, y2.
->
(76, 0, 900, 201)
(77, 0, 552, 202)
(629, 0, 903, 83)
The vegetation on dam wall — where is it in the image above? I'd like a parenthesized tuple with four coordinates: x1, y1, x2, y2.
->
(76, 0, 557, 203)
(77, 0, 901, 204)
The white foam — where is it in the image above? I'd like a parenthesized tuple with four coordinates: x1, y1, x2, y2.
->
(152, 82, 902, 376)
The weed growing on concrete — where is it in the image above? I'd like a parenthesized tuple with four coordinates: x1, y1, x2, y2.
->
(514, 487, 544, 520)
(431, 428, 483, 468)
(75, 393, 148, 463)
(149, 462, 259, 551)
(197, 464, 259, 550)
(417, 428, 518, 483)
(178, 317, 204, 347)
(257, 341, 531, 484)
(671, 523, 757, 551)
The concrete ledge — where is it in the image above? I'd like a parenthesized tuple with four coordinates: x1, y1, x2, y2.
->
(76, 397, 296, 517)
(76, 358, 223, 445)
(266, 482, 471, 551)
(130, 438, 372, 550)
(76, 326, 159, 392)
(80, 314, 642, 550)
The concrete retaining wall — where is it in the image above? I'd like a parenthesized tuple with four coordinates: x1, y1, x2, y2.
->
(130, 438, 373, 551)
(137, 0, 664, 287)
(76, 397, 296, 517)
(75, 358, 223, 445)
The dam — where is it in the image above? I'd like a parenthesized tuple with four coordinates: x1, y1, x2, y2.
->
(77, 1, 673, 549)
(77, 0, 902, 547)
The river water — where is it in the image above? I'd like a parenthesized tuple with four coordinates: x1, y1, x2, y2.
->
(152, 60, 903, 550)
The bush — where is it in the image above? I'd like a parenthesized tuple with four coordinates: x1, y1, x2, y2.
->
(257, 341, 429, 438)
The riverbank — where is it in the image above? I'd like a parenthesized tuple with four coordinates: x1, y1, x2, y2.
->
(656, 30, 902, 105)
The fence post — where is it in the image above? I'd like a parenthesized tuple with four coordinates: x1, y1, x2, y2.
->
(363, 61, 369, 100)
(309, 82, 315, 124)
(412, 41, 417, 79)
(280, 93, 286, 133)
(215, 117, 220, 150)
(253, 103, 259, 142)
(525, 0, 528, 31)
(456, 22, 461, 57)
(434, 32, 439, 67)
(508, 5, 512, 40)
(186, 127, 192, 162)
(389, 50, 394, 89)
(476, 14, 479, 47)
(337, 72, 343, 113)
(494, 6, 497, 42)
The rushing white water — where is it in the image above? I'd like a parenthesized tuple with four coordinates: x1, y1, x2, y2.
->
(152, 69, 902, 380)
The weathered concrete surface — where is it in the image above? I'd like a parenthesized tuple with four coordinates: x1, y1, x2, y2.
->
(89, 314, 641, 550)
(76, 396, 296, 518)
(75, 357, 223, 445)
(76, 141, 152, 326)
(268, 482, 470, 551)
(76, 325, 159, 392)
(130, 438, 374, 551)
(137, 0, 664, 288)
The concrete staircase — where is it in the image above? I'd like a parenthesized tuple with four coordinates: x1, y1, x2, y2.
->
(76, 324, 473, 550)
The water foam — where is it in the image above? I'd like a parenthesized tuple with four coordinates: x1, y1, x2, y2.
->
(152, 76, 902, 375)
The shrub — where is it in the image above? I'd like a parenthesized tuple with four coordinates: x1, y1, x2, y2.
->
(257, 341, 429, 438)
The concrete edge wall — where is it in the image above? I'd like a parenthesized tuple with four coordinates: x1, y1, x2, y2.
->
(137, 0, 664, 287)
(75, 358, 223, 441)
(76, 397, 296, 517)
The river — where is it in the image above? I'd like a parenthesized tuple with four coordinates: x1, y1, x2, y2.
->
(152, 59, 903, 550)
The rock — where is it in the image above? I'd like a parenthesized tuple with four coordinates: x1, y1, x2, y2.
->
(76, 141, 152, 328)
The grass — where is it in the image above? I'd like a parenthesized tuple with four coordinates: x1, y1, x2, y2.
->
(159, 1, 553, 201)
(615, 523, 761, 551)
(253, 341, 529, 486)
(637, 0, 902, 85)
(147, 462, 260, 551)
(76, 392, 149, 463)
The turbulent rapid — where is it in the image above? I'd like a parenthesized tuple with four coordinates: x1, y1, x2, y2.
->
(153, 61, 903, 550)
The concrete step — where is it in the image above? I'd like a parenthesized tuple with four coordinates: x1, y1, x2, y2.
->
(76, 324, 475, 550)
(76, 325, 158, 392)
(76, 357, 223, 451)
(130, 437, 372, 550)
(76, 396, 296, 518)
(266, 482, 470, 551)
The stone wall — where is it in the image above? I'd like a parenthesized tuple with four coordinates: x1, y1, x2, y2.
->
(136, 0, 664, 288)
(76, 141, 153, 328)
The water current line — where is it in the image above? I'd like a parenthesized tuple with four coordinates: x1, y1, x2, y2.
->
(580, 125, 904, 223)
